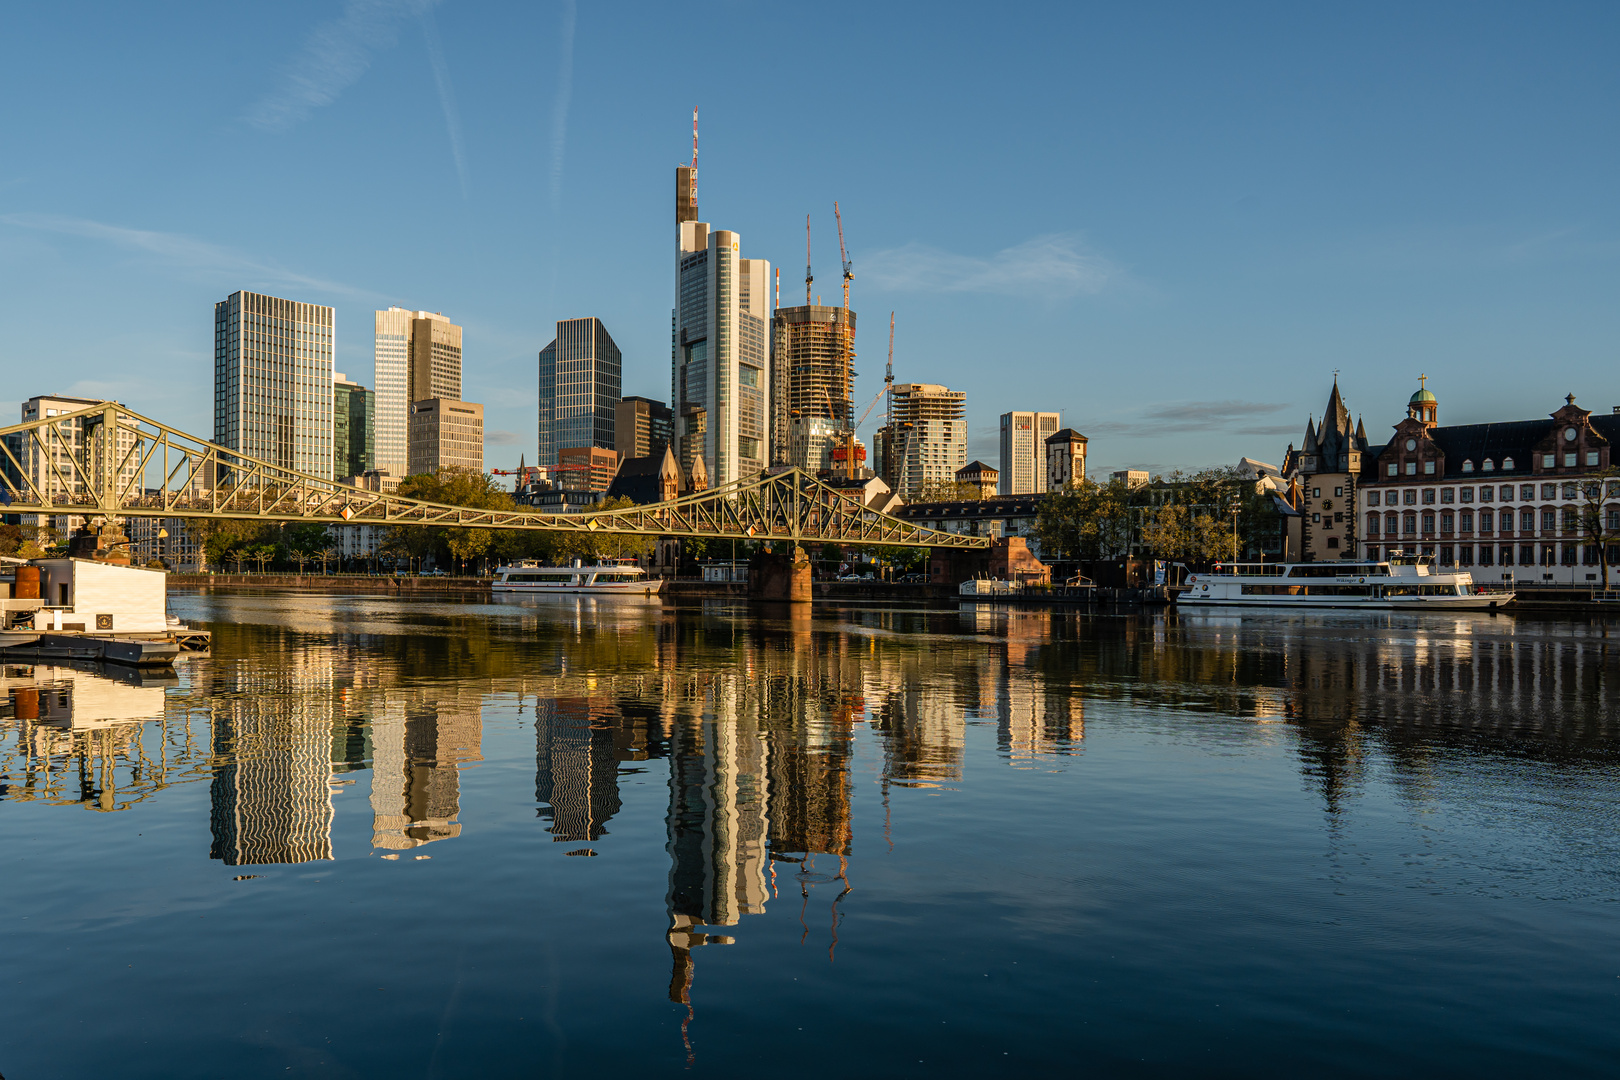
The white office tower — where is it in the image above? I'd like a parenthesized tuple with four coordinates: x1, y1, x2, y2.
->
(999, 411, 1060, 494)
(372, 308, 464, 477)
(672, 165, 771, 487)
(213, 291, 334, 479)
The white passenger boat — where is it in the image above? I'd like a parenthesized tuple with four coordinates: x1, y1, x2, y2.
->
(1179, 552, 1513, 610)
(491, 560, 663, 596)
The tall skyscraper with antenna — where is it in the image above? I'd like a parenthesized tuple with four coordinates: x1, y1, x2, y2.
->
(671, 111, 772, 486)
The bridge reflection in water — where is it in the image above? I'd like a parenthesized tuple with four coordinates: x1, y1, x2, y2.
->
(3, 602, 1618, 1009)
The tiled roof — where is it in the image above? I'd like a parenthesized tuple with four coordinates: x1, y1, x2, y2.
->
(1366, 414, 1620, 481)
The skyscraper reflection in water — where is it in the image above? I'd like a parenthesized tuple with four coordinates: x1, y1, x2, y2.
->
(209, 693, 337, 865)
(370, 688, 484, 850)
(534, 697, 624, 842)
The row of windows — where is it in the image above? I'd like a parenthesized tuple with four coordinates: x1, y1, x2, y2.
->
(1365, 543, 1619, 568)
(1386, 450, 1605, 478)
(1365, 507, 1617, 535)
(1367, 481, 1618, 506)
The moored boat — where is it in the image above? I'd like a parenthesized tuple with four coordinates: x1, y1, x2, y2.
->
(1179, 552, 1513, 610)
(491, 559, 663, 596)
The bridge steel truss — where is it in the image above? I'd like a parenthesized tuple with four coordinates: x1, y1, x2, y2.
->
(0, 403, 989, 549)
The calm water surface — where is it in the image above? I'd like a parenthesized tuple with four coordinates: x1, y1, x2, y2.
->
(3, 593, 1620, 1078)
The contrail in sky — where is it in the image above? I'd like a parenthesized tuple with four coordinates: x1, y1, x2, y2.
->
(418, 3, 469, 198)
(550, 0, 577, 212)
(243, 0, 431, 131)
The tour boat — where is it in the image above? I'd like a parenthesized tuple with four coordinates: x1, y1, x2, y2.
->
(491, 560, 663, 596)
(1179, 552, 1513, 610)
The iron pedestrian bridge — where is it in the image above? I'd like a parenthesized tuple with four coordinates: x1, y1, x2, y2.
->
(0, 402, 990, 550)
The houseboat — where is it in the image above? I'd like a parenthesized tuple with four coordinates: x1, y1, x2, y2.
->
(491, 560, 663, 596)
(1179, 552, 1513, 610)
(1, 556, 208, 665)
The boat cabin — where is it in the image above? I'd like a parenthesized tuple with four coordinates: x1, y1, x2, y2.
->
(1, 558, 168, 634)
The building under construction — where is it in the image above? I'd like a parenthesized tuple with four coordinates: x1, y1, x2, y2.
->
(772, 303, 856, 470)
(874, 382, 968, 501)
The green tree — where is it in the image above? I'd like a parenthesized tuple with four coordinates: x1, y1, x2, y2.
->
(283, 522, 331, 574)
(1577, 468, 1620, 591)
(1035, 477, 1133, 560)
(247, 543, 276, 573)
(915, 480, 983, 503)
(0, 523, 22, 557)
(389, 467, 514, 572)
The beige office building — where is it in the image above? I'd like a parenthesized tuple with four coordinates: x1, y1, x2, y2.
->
(375, 309, 463, 476)
(408, 399, 484, 476)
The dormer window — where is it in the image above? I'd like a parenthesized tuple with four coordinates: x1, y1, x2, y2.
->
(1502, 457, 1514, 470)
(1483, 459, 1495, 471)
(1462, 460, 1474, 472)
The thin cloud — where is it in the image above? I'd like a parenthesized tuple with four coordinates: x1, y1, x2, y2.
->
(243, 0, 436, 132)
(417, 4, 468, 197)
(1143, 400, 1289, 427)
(1, 213, 381, 301)
(486, 430, 522, 446)
(864, 233, 1122, 299)
(549, 0, 578, 211)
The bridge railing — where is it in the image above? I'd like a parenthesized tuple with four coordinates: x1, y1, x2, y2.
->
(0, 401, 990, 550)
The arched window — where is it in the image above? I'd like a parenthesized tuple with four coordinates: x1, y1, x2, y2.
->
(1422, 511, 1436, 534)
(1386, 511, 1399, 535)
(1521, 509, 1536, 532)
(1367, 512, 1380, 535)
(1441, 510, 1454, 534)
(1460, 509, 1474, 532)
(1404, 512, 1417, 534)
(1479, 508, 1494, 532)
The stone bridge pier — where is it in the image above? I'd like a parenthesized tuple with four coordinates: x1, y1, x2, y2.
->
(747, 545, 812, 603)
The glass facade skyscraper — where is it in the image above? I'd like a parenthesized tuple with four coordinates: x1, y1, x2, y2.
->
(213, 290, 334, 479)
(333, 375, 374, 480)
(536, 317, 622, 467)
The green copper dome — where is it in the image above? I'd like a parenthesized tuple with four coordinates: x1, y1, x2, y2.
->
(1410, 386, 1437, 404)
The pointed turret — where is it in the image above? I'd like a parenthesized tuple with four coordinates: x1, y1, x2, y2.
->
(1302, 417, 1319, 455)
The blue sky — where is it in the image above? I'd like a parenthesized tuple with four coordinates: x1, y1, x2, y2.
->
(3, 1, 1618, 478)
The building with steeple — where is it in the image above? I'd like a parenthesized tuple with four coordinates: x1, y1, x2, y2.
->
(1283, 377, 1370, 561)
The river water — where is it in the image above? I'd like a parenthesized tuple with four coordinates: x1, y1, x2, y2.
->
(3, 593, 1620, 1077)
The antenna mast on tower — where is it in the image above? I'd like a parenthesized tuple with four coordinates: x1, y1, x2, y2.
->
(804, 216, 813, 305)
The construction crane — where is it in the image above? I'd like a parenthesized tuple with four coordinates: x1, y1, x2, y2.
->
(833, 202, 858, 478)
(836, 312, 894, 481)
(804, 215, 813, 305)
(834, 201, 853, 309)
